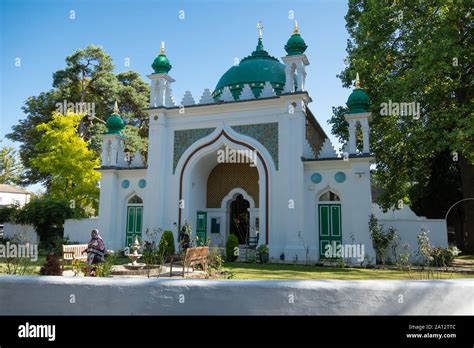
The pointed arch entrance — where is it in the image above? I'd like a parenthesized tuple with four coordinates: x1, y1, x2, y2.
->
(177, 129, 271, 244)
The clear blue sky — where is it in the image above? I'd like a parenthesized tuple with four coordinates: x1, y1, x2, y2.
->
(0, 0, 351, 189)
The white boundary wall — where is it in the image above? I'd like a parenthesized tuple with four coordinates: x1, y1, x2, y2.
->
(64, 218, 99, 244)
(0, 277, 472, 315)
(2, 223, 39, 244)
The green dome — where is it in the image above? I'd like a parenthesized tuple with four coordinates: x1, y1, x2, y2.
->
(152, 53, 172, 74)
(346, 88, 370, 114)
(284, 23, 307, 56)
(284, 33, 307, 56)
(106, 113, 125, 135)
(213, 38, 286, 99)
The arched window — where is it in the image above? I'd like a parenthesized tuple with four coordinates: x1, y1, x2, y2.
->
(319, 191, 340, 202)
(128, 195, 143, 204)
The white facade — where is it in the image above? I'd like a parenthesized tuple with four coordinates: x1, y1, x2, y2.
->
(65, 35, 448, 262)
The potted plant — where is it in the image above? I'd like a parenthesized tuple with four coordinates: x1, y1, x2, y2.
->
(256, 244, 269, 264)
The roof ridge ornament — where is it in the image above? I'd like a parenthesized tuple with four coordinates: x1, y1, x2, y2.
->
(293, 20, 299, 34)
(257, 21, 263, 39)
(160, 41, 165, 55)
(355, 72, 362, 89)
(113, 100, 119, 114)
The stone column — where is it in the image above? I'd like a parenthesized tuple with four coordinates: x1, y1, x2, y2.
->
(348, 119, 357, 154)
(284, 64, 294, 93)
(361, 119, 370, 154)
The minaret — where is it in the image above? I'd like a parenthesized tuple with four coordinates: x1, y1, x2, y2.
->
(282, 21, 309, 93)
(148, 42, 175, 107)
(101, 101, 125, 167)
(344, 73, 372, 155)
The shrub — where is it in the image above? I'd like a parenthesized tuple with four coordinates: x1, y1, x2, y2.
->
(368, 214, 397, 265)
(158, 230, 175, 258)
(39, 252, 62, 276)
(226, 234, 239, 262)
(429, 245, 460, 267)
(0, 204, 19, 223)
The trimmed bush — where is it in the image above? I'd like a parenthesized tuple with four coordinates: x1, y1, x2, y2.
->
(39, 253, 62, 276)
(226, 234, 239, 262)
(159, 230, 175, 257)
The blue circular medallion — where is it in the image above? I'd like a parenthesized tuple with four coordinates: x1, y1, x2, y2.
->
(121, 179, 130, 189)
(334, 172, 346, 183)
(138, 179, 147, 189)
(311, 173, 322, 184)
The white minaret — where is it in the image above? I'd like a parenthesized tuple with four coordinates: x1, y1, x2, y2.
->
(282, 21, 309, 93)
(148, 42, 175, 108)
(101, 101, 125, 167)
(344, 73, 372, 155)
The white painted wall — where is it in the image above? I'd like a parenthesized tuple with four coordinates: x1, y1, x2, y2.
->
(3, 223, 39, 244)
(64, 218, 99, 244)
(372, 203, 448, 261)
(1, 277, 472, 315)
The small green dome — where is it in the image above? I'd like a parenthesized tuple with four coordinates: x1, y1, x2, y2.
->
(284, 23, 307, 56)
(152, 53, 172, 74)
(213, 38, 286, 99)
(106, 113, 124, 135)
(346, 88, 370, 114)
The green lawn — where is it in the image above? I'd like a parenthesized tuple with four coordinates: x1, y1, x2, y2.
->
(222, 262, 474, 280)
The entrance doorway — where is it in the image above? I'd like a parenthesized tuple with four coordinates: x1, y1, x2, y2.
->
(318, 191, 342, 259)
(126, 195, 143, 247)
(230, 194, 250, 244)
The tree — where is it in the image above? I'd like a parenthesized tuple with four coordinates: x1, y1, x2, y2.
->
(30, 112, 100, 215)
(330, 1, 474, 251)
(14, 197, 74, 246)
(7, 45, 149, 185)
(0, 141, 23, 185)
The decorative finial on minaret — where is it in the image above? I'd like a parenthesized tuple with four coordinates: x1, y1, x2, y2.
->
(113, 100, 119, 114)
(293, 20, 299, 34)
(160, 41, 165, 55)
(257, 21, 264, 39)
(355, 72, 362, 89)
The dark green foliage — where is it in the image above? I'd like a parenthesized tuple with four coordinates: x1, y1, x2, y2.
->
(14, 197, 74, 246)
(0, 205, 19, 223)
(159, 230, 175, 258)
(39, 253, 62, 276)
(226, 234, 239, 262)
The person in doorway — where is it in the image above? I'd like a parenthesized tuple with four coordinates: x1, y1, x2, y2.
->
(82, 229, 106, 276)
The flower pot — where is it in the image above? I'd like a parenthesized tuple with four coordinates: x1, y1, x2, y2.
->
(260, 253, 269, 264)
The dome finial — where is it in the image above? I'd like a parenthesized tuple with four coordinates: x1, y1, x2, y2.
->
(293, 20, 299, 34)
(113, 100, 119, 114)
(355, 72, 362, 89)
(160, 41, 165, 55)
(257, 21, 264, 39)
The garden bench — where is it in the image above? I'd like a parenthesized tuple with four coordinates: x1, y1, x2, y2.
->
(169, 246, 209, 278)
(61, 244, 88, 271)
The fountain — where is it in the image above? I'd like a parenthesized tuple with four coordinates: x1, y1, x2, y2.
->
(123, 235, 146, 270)
(111, 235, 162, 276)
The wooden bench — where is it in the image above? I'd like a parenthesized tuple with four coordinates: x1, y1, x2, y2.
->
(170, 246, 209, 278)
(61, 244, 88, 271)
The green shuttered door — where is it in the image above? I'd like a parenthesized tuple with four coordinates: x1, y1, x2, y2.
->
(126, 206, 143, 247)
(319, 204, 342, 258)
(196, 211, 207, 246)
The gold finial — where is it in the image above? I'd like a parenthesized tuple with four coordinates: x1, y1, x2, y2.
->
(113, 101, 119, 114)
(293, 20, 299, 34)
(355, 72, 362, 89)
(257, 21, 264, 39)
(160, 41, 165, 55)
